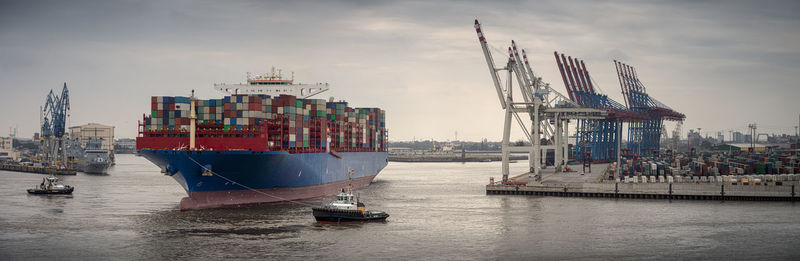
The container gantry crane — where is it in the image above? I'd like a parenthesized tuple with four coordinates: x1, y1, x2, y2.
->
(475, 20, 606, 181)
(554, 52, 647, 162)
(615, 61, 685, 156)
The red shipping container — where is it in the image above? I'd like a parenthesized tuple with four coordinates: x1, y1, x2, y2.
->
(156, 110, 163, 117)
(248, 103, 260, 111)
(151, 96, 158, 103)
(224, 103, 231, 110)
(209, 107, 216, 114)
(249, 118, 255, 125)
(151, 103, 158, 110)
(169, 103, 175, 110)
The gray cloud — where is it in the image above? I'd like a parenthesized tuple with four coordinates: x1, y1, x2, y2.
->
(1, 0, 798, 141)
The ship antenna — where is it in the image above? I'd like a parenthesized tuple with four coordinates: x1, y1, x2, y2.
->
(347, 169, 353, 194)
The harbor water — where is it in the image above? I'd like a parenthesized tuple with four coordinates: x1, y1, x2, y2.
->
(1, 154, 799, 260)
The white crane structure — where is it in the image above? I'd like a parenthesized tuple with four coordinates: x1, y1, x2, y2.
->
(474, 20, 607, 182)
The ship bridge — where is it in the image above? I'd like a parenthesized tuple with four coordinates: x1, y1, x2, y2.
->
(214, 68, 329, 98)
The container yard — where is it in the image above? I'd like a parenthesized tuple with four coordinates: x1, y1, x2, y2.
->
(487, 150, 800, 202)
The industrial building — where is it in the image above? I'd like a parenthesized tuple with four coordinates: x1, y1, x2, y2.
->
(69, 123, 115, 152)
(0, 137, 19, 161)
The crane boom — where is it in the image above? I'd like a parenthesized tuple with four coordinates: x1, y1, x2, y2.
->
(474, 19, 507, 109)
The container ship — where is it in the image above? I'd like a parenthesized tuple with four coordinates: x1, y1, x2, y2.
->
(136, 71, 388, 210)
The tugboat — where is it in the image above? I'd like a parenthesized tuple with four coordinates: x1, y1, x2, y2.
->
(312, 170, 389, 224)
(27, 176, 74, 194)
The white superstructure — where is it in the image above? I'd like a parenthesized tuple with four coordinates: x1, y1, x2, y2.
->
(214, 68, 329, 98)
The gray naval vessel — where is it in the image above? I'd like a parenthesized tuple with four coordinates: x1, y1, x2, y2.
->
(77, 138, 112, 174)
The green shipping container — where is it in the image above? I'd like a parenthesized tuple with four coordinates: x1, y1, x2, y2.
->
(224, 125, 230, 131)
(151, 110, 157, 116)
(296, 100, 302, 108)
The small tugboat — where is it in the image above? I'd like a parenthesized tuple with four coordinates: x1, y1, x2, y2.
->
(27, 176, 74, 194)
(312, 170, 389, 224)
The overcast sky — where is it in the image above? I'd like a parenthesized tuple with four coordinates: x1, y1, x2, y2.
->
(1, 0, 799, 141)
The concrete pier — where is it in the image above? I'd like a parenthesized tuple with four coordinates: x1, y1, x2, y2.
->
(487, 163, 800, 201)
(0, 164, 77, 175)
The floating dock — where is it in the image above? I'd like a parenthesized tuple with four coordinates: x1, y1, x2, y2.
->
(487, 163, 799, 201)
(0, 164, 77, 175)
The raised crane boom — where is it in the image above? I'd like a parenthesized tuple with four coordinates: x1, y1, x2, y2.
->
(474, 19, 507, 109)
(41, 83, 70, 138)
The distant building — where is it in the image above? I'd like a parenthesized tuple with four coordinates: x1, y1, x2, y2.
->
(114, 138, 136, 153)
(388, 147, 414, 155)
(69, 123, 115, 151)
(0, 137, 19, 161)
(732, 131, 744, 143)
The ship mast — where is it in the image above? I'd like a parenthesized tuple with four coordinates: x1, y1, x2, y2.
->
(189, 90, 196, 150)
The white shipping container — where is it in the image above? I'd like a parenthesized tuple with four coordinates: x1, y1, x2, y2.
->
(289, 134, 296, 141)
(278, 107, 284, 114)
(224, 118, 230, 125)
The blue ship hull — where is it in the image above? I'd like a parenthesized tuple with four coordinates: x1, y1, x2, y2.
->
(138, 150, 388, 210)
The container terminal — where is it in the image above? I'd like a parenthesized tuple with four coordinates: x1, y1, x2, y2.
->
(474, 19, 799, 201)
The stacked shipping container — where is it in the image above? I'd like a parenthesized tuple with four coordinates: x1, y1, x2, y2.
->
(140, 94, 387, 152)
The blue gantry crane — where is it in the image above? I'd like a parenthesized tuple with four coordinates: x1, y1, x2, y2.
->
(41, 83, 70, 138)
(615, 61, 684, 156)
(555, 52, 647, 162)
(40, 83, 70, 166)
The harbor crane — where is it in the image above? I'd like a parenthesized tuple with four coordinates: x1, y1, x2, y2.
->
(40, 83, 70, 168)
(554, 52, 648, 162)
(615, 61, 685, 156)
(474, 20, 606, 182)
